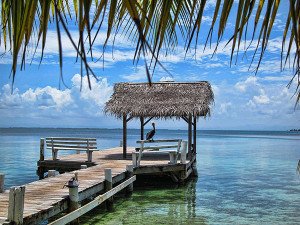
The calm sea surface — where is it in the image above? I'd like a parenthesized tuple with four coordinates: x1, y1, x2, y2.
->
(0, 128, 300, 224)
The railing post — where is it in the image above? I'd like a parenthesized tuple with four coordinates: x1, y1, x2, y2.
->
(68, 172, 79, 225)
(180, 141, 187, 164)
(105, 169, 114, 211)
(0, 174, 4, 193)
(169, 152, 177, 164)
(132, 152, 138, 167)
(8, 186, 25, 225)
(48, 170, 56, 177)
(126, 165, 134, 196)
(120, 140, 123, 147)
(40, 138, 45, 161)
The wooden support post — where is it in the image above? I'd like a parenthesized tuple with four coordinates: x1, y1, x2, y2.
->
(169, 152, 177, 164)
(188, 114, 192, 159)
(193, 116, 197, 155)
(81, 165, 88, 169)
(40, 138, 45, 161)
(37, 167, 45, 180)
(140, 117, 144, 140)
(48, 170, 56, 177)
(180, 141, 187, 164)
(105, 169, 114, 211)
(8, 186, 25, 225)
(87, 151, 92, 162)
(132, 152, 138, 167)
(0, 174, 4, 193)
(68, 172, 79, 225)
(192, 163, 198, 177)
(123, 115, 127, 159)
(169, 172, 179, 183)
(126, 165, 134, 196)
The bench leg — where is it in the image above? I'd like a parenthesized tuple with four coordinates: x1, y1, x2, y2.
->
(87, 151, 92, 162)
(52, 149, 58, 160)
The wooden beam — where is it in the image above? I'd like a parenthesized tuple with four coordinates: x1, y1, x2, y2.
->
(140, 117, 144, 140)
(143, 116, 154, 126)
(188, 114, 192, 158)
(134, 164, 185, 174)
(181, 116, 189, 124)
(123, 115, 127, 159)
(193, 116, 197, 154)
(181, 116, 194, 126)
(126, 116, 133, 122)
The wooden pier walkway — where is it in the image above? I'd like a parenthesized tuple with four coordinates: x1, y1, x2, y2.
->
(0, 147, 196, 225)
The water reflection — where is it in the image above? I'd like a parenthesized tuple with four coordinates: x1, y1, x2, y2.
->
(80, 178, 207, 225)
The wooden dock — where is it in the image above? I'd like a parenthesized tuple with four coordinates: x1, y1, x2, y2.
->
(0, 146, 196, 225)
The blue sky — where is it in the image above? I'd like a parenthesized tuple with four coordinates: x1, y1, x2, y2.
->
(0, 1, 299, 130)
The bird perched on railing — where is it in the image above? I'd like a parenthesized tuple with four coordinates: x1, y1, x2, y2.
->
(146, 121, 155, 141)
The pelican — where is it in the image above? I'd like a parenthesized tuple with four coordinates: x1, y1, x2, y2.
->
(146, 121, 156, 141)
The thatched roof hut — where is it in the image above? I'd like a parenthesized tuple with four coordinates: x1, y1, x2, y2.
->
(105, 81, 214, 119)
(105, 81, 214, 159)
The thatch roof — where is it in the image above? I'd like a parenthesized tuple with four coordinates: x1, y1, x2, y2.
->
(105, 81, 214, 119)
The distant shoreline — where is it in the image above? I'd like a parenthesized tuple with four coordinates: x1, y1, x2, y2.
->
(0, 127, 297, 132)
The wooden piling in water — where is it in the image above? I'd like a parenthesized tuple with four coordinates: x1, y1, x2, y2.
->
(8, 186, 25, 225)
(40, 138, 45, 161)
(105, 169, 114, 211)
(126, 165, 134, 195)
(0, 174, 4, 193)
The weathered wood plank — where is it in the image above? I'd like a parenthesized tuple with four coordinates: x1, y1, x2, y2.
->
(46, 147, 98, 150)
(46, 138, 96, 141)
(142, 145, 180, 150)
(134, 164, 185, 174)
(136, 139, 181, 143)
(46, 141, 97, 145)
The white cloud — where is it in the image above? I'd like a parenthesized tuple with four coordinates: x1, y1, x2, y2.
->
(0, 74, 113, 119)
(253, 92, 270, 104)
(235, 76, 258, 92)
(120, 66, 146, 81)
(160, 76, 174, 81)
(219, 102, 232, 114)
(71, 74, 113, 108)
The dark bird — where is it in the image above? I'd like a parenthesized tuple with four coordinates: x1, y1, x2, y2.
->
(146, 121, 156, 141)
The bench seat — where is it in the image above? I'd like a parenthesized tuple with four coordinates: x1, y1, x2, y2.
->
(46, 137, 99, 162)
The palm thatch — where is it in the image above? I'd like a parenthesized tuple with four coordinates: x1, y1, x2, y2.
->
(105, 81, 214, 119)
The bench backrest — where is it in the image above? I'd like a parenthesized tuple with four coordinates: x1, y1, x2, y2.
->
(46, 137, 97, 151)
(136, 139, 182, 152)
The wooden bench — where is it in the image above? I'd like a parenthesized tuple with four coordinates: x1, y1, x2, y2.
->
(132, 139, 184, 166)
(46, 137, 99, 162)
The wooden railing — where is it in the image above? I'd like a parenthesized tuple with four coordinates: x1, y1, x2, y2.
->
(133, 139, 187, 166)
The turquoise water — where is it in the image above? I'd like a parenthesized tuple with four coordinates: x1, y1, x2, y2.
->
(0, 128, 300, 224)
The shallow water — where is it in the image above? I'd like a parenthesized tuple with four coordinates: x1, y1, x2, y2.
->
(0, 128, 300, 224)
